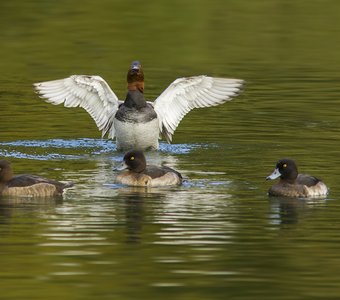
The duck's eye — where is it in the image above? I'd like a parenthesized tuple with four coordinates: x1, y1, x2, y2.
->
(283, 163, 287, 168)
(130, 156, 135, 161)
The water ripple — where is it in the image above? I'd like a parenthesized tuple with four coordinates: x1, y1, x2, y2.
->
(0, 148, 83, 161)
(0, 138, 114, 149)
(0, 138, 215, 160)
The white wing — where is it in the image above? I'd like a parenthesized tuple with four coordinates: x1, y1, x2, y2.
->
(153, 75, 244, 142)
(34, 75, 122, 139)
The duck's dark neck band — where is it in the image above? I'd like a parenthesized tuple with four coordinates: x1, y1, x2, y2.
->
(124, 90, 147, 109)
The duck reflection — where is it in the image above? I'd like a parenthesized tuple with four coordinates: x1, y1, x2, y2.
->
(124, 195, 144, 244)
(269, 196, 327, 226)
(0, 196, 62, 225)
(121, 189, 168, 244)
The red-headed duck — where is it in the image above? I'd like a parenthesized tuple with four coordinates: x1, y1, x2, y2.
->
(34, 61, 244, 150)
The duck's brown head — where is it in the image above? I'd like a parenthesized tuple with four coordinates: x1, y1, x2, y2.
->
(0, 160, 13, 183)
(127, 61, 144, 93)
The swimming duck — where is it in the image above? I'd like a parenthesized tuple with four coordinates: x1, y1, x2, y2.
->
(34, 61, 244, 150)
(114, 150, 182, 187)
(266, 158, 328, 197)
(0, 160, 73, 197)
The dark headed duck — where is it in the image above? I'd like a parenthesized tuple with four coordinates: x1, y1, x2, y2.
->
(0, 160, 73, 197)
(114, 150, 182, 187)
(266, 158, 328, 198)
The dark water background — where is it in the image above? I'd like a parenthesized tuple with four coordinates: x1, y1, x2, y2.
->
(1, 1, 340, 299)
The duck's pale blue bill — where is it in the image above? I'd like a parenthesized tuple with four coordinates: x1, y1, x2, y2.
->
(114, 161, 128, 171)
(131, 61, 140, 70)
(266, 168, 281, 180)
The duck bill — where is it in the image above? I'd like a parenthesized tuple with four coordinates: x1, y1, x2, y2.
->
(114, 161, 128, 171)
(266, 168, 281, 180)
(130, 61, 141, 71)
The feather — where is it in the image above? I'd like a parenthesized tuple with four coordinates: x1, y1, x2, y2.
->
(34, 75, 121, 138)
(153, 76, 244, 141)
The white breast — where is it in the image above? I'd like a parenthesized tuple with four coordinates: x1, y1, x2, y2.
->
(114, 118, 160, 150)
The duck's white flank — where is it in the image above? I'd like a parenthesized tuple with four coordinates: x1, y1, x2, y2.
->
(115, 171, 181, 187)
(304, 181, 328, 197)
(2, 183, 58, 197)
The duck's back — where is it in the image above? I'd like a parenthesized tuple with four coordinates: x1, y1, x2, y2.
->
(144, 165, 182, 179)
(144, 165, 182, 186)
(296, 174, 320, 187)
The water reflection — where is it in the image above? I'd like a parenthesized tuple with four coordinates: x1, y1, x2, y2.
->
(154, 184, 234, 246)
(269, 196, 328, 226)
(0, 196, 62, 224)
(124, 195, 145, 244)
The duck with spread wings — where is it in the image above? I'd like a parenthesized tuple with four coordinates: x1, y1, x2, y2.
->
(34, 61, 244, 150)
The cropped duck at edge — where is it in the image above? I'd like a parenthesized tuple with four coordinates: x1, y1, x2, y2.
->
(0, 160, 73, 197)
(34, 61, 244, 150)
(114, 150, 182, 187)
(266, 158, 328, 198)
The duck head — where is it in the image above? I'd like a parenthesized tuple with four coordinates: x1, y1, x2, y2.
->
(266, 158, 298, 183)
(0, 160, 13, 183)
(127, 61, 144, 93)
(115, 150, 147, 173)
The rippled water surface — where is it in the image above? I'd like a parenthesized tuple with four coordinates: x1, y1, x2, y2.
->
(1, 1, 340, 299)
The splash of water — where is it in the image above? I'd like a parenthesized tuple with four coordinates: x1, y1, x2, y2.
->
(0, 139, 215, 161)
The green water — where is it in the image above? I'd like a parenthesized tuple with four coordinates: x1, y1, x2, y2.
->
(1, 1, 340, 299)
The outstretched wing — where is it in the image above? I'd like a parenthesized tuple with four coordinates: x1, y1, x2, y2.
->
(34, 75, 121, 139)
(153, 75, 244, 143)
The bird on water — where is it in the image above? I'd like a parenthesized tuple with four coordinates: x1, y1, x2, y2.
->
(34, 61, 244, 150)
(0, 160, 73, 197)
